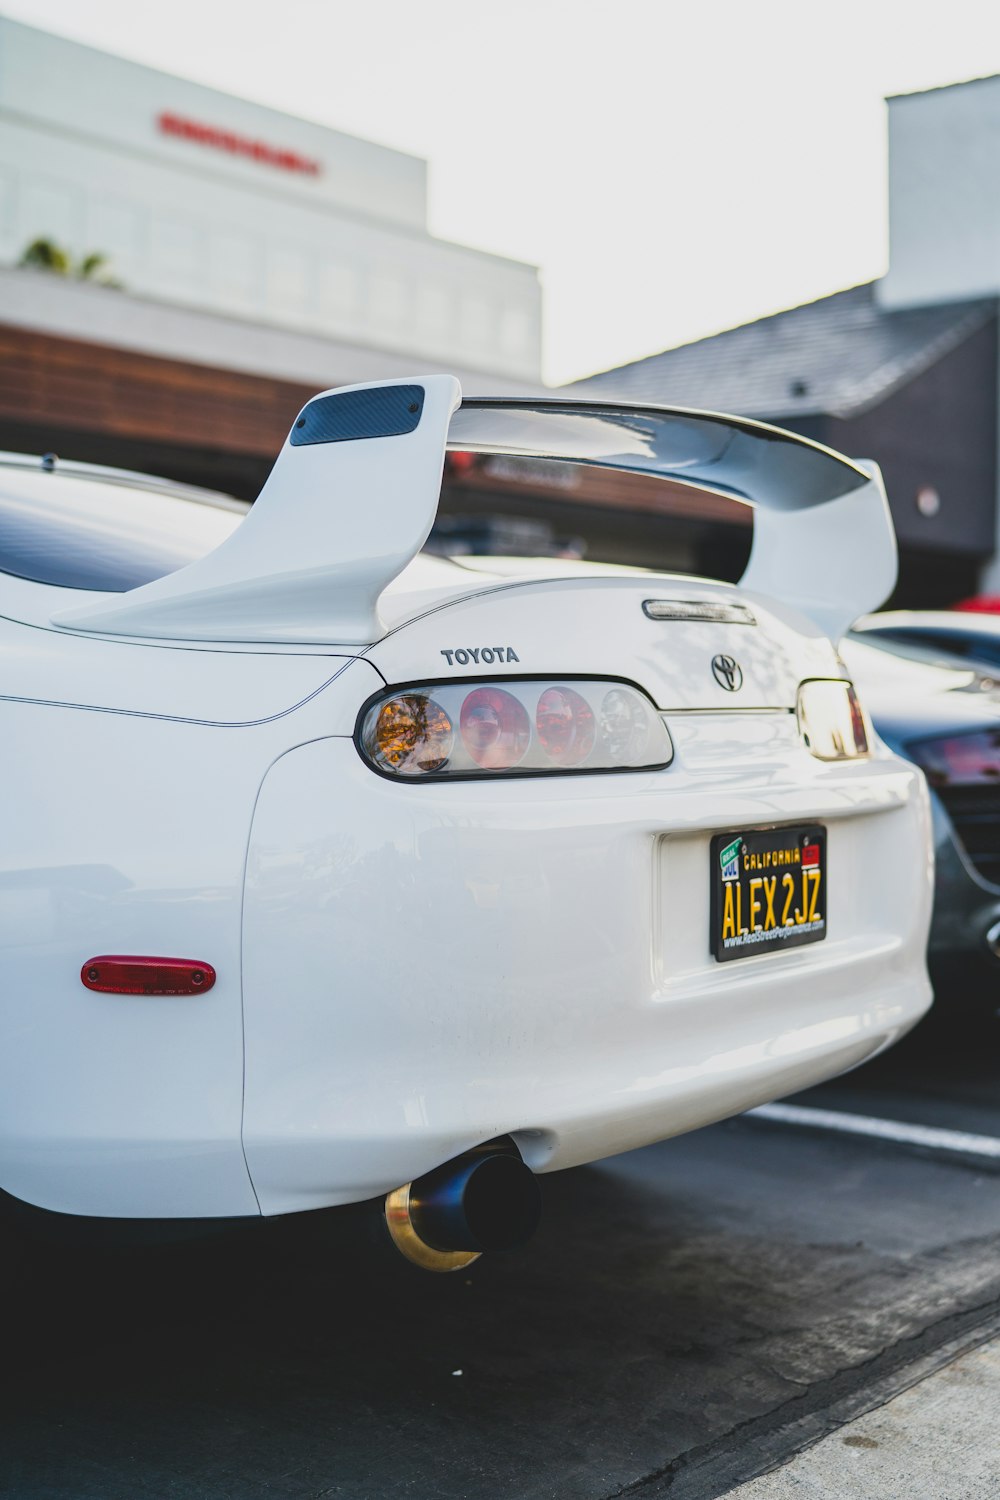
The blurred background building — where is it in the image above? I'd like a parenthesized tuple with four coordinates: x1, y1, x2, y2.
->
(574, 77, 1000, 606)
(0, 16, 541, 497)
(4, 16, 1000, 599)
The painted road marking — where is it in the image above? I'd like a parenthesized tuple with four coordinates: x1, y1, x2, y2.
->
(748, 1101, 1000, 1159)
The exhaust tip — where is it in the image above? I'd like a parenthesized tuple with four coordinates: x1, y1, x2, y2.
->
(444, 1152, 541, 1252)
(385, 1147, 542, 1272)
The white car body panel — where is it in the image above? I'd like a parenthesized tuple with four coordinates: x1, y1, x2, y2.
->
(0, 649, 383, 1215)
(0, 378, 933, 1222)
(1, 617, 359, 722)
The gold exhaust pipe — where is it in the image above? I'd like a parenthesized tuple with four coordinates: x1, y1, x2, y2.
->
(385, 1181, 481, 1272)
(385, 1143, 541, 1273)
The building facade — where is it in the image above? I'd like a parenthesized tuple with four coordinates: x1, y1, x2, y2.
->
(0, 16, 542, 495)
(571, 75, 1000, 606)
(0, 17, 541, 380)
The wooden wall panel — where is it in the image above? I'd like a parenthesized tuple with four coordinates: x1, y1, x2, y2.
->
(446, 458, 749, 527)
(0, 323, 317, 456)
(0, 325, 751, 548)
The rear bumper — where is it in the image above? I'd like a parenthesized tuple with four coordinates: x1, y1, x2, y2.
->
(242, 715, 934, 1214)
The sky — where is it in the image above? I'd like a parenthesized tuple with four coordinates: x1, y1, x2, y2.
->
(5, 0, 1000, 383)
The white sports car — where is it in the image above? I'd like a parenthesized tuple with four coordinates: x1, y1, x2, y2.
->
(0, 377, 932, 1271)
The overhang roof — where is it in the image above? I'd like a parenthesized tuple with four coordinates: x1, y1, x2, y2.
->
(569, 282, 996, 420)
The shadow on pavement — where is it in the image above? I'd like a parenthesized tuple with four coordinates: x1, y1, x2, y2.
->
(5, 1006, 1000, 1499)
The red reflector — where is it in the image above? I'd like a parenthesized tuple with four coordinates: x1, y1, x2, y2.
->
(81, 956, 217, 996)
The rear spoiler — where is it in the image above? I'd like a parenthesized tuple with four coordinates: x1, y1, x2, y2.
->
(56, 377, 896, 645)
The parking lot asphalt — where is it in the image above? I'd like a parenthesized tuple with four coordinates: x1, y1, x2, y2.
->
(4, 1004, 1000, 1500)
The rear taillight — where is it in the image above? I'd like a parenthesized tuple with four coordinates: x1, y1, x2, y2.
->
(359, 678, 673, 779)
(908, 729, 1000, 787)
(797, 680, 870, 761)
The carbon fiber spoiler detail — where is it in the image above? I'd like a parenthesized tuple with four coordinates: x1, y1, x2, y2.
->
(55, 380, 895, 644)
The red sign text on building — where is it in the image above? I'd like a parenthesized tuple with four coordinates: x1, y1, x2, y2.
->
(157, 112, 321, 177)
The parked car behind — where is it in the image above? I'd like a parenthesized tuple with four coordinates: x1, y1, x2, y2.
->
(854, 609, 1000, 681)
(841, 631, 1000, 995)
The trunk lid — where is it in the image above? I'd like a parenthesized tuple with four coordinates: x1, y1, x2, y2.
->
(367, 562, 843, 710)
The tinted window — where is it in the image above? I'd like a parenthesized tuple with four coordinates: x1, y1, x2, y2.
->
(920, 630, 1000, 670)
(869, 627, 1000, 672)
(0, 470, 244, 591)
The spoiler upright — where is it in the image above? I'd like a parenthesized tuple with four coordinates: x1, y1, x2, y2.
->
(55, 382, 895, 645)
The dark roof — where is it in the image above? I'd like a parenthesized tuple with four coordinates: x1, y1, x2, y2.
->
(887, 72, 1000, 101)
(569, 282, 996, 420)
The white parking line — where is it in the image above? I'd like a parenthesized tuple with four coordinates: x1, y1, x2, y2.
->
(748, 1101, 1000, 1159)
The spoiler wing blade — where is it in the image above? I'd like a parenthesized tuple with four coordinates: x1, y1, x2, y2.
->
(54, 384, 894, 646)
(448, 401, 896, 642)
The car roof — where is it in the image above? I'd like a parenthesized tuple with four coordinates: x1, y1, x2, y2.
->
(0, 451, 248, 514)
(841, 637, 1000, 736)
(841, 637, 985, 696)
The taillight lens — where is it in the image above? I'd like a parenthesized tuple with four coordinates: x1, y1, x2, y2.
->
(359, 679, 672, 779)
(599, 685, 652, 764)
(535, 686, 595, 766)
(369, 693, 454, 773)
(460, 686, 531, 769)
(908, 729, 1000, 787)
(797, 680, 870, 761)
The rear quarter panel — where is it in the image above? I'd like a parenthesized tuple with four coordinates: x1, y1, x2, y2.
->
(0, 625, 382, 1218)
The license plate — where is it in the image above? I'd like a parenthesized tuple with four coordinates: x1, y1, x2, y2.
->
(711, 825, 826, 962)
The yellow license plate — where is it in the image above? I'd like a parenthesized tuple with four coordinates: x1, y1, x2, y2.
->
(711, 826, 826, 962)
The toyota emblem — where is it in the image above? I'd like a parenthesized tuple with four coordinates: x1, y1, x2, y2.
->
(711, 654, 743, 692)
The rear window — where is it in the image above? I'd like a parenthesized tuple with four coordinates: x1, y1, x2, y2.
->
(0, 469, 245, 591)
(864, 627, 1000, 672)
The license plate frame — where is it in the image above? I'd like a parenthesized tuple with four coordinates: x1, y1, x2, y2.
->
(711, 825, 827, 963)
